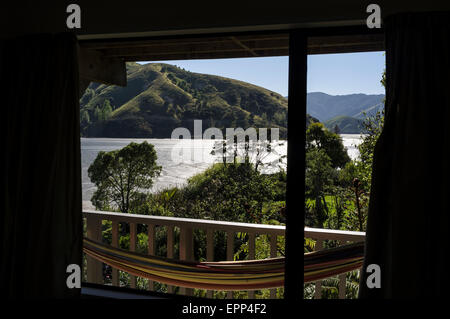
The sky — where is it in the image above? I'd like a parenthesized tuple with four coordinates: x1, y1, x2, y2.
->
(137, 51, 385, 97)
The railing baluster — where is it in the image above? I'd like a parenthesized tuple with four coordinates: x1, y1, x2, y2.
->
(314, 239, 323, 299)
(248, 232, 256, 299)
(166, 226, 174, 294)
(270, 234, 278, 299)
(227, 231, 234, 299)
(111, 220, 119, 286)
(338, 273, 346, 299)
(129, 222, 137, 289)
(338, 240, 346, 299)
(148, 224, 155, 291)
(180, 226, 194, 296)
(86, 216, 103, 284)
(206, 228, 214, 299)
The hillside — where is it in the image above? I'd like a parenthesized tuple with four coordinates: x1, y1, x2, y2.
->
(324, 115, 363, 134)
(80, 62, 291, 138)
(306, 92, 384, 122)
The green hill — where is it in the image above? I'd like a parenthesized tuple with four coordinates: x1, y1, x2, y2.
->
(80, 62, 293, 138)
(324, 115, 363, 134)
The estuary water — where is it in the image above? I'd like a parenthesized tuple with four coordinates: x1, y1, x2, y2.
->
(81, 134, 362, 209)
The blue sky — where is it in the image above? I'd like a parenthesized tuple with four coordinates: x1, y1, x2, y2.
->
(137, 51, 385, 96)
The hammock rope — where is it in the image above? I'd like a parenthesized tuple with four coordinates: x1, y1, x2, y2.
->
(83, 238, 364, 290)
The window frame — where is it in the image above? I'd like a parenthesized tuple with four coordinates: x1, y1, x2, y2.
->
(79, 26, 385, 300)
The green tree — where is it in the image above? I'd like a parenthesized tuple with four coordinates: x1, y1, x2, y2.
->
(174, 163, 276, 223)
(306, 122, 350, 168)
(305, 148, 335, 227)
(356, 109, 384, 190)
(102, 99, 113, 120)
(93, 105, 102, 121)
(273, 111, 287, 126)
(356, 67, 386, 191)
(88, 141, 162, 213)
(333, 124, 340, 134)
(81, 109, 90, 125)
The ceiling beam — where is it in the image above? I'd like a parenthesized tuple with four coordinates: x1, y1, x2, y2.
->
(78, 30, 383, 62)
(78, 47, 127, 87)
(229, 36, 258, 57)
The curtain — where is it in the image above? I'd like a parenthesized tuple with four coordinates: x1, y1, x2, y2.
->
(359, 12, 450, 298)
(0, 33, 82, 298)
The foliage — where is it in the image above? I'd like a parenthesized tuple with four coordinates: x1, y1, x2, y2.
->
(306, 122, 350, 169)
(88, 141, 162, 213)
(305, 148, 335, 228)
(172, 162, 280, 223)
(304, 112, 383, 232)
(356, 109, 385, 191)
(356, 68, 386, 192)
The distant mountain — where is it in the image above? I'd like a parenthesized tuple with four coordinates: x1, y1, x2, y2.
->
(80, 62, 290, 138)
(306, 92, 385, 122)
(324, 115, 363, 134)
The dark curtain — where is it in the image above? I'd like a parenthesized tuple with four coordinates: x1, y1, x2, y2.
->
(0, 33, 82, 298)
(359, 12, 450, 298)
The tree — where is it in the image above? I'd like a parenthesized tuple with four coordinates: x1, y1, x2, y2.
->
(173, 163, 277, 223)
(88, 141, 162, 213)
(306, 122, 350, 168)
(94, 105, 102, 122)
(80, 109, 90, 125)
(211, 136, 286, 173)
(356, 109, 384, 190)
(333, 124, 340, 134)
(305, 148, 335, 227)
(356, 69, 386, 190)
(102, 99, 113, 120)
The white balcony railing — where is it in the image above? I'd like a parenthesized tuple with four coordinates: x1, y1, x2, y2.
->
(83, 210, 365, 299)
(304, 227, 366, 299)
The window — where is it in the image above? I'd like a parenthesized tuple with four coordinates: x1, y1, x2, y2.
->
(80, 35, 289, 298)
(304, 51, 385, 299)
(79, 28, 384, 300)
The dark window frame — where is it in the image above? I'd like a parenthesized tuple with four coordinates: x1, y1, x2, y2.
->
(79, 25, 384, 300)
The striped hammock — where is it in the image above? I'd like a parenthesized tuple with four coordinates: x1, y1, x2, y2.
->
(304, 242, 365, 283)
(83, 238, 364, 290)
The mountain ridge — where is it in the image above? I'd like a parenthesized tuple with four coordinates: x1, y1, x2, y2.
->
(80, 63, 383, 137)
(306, 91, 384, 122)
(324, 115, 363, 134)
(80, 62, 290, 138)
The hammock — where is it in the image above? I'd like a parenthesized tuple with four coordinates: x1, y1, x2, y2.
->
(304, 242, 365, 283)
(83, 238, 364, 290)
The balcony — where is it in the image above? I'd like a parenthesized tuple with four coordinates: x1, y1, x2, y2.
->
(83, 210, 365, 299)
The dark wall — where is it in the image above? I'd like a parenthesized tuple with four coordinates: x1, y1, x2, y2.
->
(2, 0, 450, 39)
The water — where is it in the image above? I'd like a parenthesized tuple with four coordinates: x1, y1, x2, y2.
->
(340, 134, 363, 161)
(81, 135, 361, 209)
(82, 138, 216, 208)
